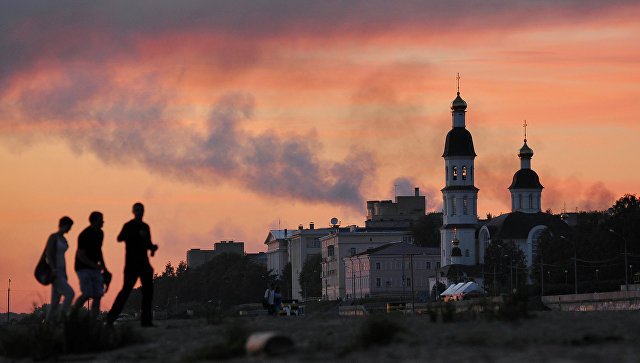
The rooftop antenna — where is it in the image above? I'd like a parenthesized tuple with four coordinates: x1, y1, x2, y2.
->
(456, 73, 461, 94)
(523, 119, 528, 142)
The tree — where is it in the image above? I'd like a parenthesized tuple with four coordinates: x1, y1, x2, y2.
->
(279, 263, 293, 299)
(484, 239, 526, 294)
(298, 255, 322, 299)
(411, 212, 443, 247)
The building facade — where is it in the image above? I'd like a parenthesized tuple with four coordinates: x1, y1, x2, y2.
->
(320, 228, 412, 300)
(343, 242, 440, 299)
(264, 230, 289, 276)
(288, 223, 330, 300)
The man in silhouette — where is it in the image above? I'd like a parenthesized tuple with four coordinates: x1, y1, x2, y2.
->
(72, 211, 109, 316)
(107, 203, 158, 327)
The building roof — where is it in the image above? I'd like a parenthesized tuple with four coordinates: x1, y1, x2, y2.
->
(442, 127, 476, 157)
(508, 168, 543, 189)
(441, 185, 479, 192)
(349, 242, 439, 258)
(484, 211, 568, 240)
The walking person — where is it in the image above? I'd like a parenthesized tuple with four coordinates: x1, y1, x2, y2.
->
(72, 211, 109, 316)
(46, 216, 75, 322)
(107, 203, 158, 327)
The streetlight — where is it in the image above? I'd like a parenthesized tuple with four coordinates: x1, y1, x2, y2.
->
(609, 229, 629, 291)
(561, 236, 578, 294)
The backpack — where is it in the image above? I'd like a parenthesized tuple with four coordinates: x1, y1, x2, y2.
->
(34, 234, 57, 285)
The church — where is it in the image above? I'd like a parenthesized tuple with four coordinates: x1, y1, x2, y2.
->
(439, 84, 567, 283)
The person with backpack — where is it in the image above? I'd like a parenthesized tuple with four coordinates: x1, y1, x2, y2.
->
(45, 216, 75, 322)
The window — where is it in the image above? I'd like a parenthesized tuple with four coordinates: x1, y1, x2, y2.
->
(426, 261, 431, 270)
(406, 277, 411, 287)
(463, 196, 468, 215)
(376, 278, 381, 287)
(453, 166, 458, 180)
(452, 197, 457, 215)
(443, 197, 447, 215)
(375, 262, 380, 270)
(436, 262, 441, 269)
(350, 247, 356, 256)
(327, 245, 334, 257)
(462, 166, 467, 180)
(529, 194, 533, 209)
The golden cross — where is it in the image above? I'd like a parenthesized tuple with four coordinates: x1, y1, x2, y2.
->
(456, 73, 461, 93)
(523, 119, 527, 141)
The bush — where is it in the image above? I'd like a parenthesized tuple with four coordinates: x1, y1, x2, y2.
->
(0, 309, 141, 359)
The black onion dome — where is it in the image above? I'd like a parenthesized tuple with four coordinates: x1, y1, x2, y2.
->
(518, 140, 533, 159)
(451, 92, 467, 111)
(509, 169, 543, 189)
(443, 127, 476, 157)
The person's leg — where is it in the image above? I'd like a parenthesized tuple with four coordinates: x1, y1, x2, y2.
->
(91, 297, 101, 316)
(140, 264, 154, 326)
(107, 268, 137, 324)
(47, 282, 62, 322)
(58, 277, 75, 317)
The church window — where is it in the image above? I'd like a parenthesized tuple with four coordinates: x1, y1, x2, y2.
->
(462, 166, 467, 180)
(452, 166, 458, 180)
(529, 194, 533, 209)
(452, 197, 457, 215)
(463, 197, 468, 215)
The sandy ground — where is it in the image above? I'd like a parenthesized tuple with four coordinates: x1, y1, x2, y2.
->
(48, 310, 640, 362)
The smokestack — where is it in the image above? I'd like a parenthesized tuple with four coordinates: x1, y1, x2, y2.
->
(415, 187, 419, 197)
(284, 228, 288, 237)
(310, 222, 314, 230)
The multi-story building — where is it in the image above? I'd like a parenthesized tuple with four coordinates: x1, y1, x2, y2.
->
(320, 228, 413, 300)
(264, 229, 290, 276)
(343, 242, 440, 299)
(186, 240, 245, 268)
(366, 187, 425, 230)
(288, 223, 331, 300)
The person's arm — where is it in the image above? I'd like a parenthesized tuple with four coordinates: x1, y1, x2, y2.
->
(117, 223, 127, 242)
(45, 234, 58, 272)
(146, 225, 158, 256)
(77, 249, 101, 270)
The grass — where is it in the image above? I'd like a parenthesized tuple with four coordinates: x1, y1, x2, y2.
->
(0, 308, 142, 360)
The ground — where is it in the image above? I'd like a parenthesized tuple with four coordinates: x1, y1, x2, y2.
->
(43, 310, 640, 362)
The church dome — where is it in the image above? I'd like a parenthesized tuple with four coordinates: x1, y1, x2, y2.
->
(518, 140, 533, 159)
(509, 169, 543, 189)
(450, 92, 467, 111)
(443, 127, 476, 157)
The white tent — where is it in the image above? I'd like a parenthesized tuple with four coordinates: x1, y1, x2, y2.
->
(440, 281, 484, 297)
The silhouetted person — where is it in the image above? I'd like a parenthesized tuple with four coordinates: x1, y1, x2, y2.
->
(107, 203, 158, 326)
(72, 211, 109, 316)
(46, 216, 75, 322)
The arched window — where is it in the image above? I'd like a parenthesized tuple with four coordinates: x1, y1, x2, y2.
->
(452, 197, 457, 215)
(529, 194, 533, 209)
(452, 166, 458, 180)
(463, 196, 468, 215)
(462, 166, 467, 180)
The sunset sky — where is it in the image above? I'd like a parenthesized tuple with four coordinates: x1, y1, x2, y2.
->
(1, 1, 639, 313)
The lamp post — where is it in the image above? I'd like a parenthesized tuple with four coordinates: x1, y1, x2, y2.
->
(7, 278, 10, 323)
(561, 236, 578, 294)
(609, 229, 629, 291)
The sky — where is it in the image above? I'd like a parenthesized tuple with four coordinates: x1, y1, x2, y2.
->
(1, 1, 639, 313)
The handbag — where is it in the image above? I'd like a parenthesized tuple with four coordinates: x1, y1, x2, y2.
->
(34, 249, 53, 285)
(34, 234, 57, 285)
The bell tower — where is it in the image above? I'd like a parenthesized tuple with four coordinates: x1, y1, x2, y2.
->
(441, 75, 479, 266)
